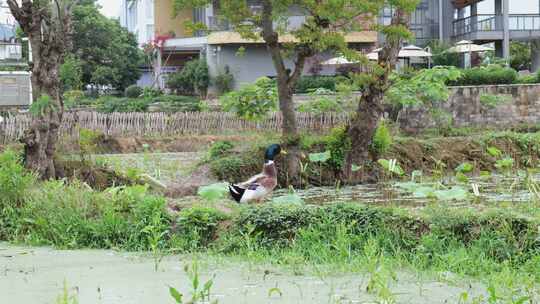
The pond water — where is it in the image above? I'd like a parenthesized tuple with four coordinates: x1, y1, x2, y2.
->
(273, 173, 540, 211)
(0, 244, 481, 304)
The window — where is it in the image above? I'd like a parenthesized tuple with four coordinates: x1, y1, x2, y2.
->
(146, 24, 154, 42)
(128, 1, 138, 31)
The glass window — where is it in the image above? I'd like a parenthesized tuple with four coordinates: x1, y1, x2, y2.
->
(146, 24, 154, 42)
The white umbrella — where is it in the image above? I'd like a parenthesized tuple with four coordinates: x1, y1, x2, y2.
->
(447, 40, 494, 53)
(366, 45, 432, 61)
(321, 56, 357, 65)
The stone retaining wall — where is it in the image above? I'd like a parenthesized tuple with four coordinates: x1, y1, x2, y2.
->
(398, 84, 540, 131)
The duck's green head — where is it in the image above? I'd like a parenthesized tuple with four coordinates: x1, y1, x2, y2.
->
(265, 144, 283, 161)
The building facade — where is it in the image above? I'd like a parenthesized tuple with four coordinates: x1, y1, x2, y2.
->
(119, 0, 155, 46)
(119, 0, 540, 92)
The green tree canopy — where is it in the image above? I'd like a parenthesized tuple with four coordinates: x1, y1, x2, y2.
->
(71, 0, 143, 90)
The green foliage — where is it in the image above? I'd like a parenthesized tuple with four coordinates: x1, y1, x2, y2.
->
(125, 85, 143, 98)
(214, 66, 234, 95)
(55, 281, 79, 304)
(72, 2, 143, 90)
(452, 65, 518, 86)
(372, 120, 392, 155)
(387, 67, 462, 106)
(30, 95, 57, 117)
(515, 74, 537, 84)
(78, 128, 102, 160)
(487, 146, 503, 158)
(495, 157, 514, 172)
(12, 183, 169, 250)
(428, 40, 460, 67)
(377, 159, 404, 176)
(323, 126, 351, 171)
(308, 151, 331, 163)
(271, 193, 305, 205)
(455, 162, 474, 174)
(220, 77, 278, 121)
(479, 93, 511, 109)
(208, 140, 234, 160)
(0, 150, 36, 207)
(175, 207, 228, 249)
(295, 76, 339, 93)
(151, 95, 202, 112)
(142, 87, 163, 99)
(510, 41, 531, 71)
(297, 95, 343, 114)
(63, 90, 85, 109)
(197, 182, 229, 202)
(60, 54, 83, 91)
(209, 155, 257, 182)
(96, 97, 151, 113)
(167, 59, 209, 97)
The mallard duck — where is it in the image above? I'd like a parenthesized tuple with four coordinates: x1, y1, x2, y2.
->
(229, 144, 284, 204)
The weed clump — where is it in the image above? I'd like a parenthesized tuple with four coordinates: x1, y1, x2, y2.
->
(174, 206, 229, 250)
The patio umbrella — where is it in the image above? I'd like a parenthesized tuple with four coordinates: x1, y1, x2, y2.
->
(447, 40, 494, 53)
(320, 56, 357, 65)
(366, 45, 432, 61)
(322, 45, 432, 66)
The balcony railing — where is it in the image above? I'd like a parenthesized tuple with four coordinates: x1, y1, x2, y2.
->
(453, 14, 540, 37)
(453, 14, 501, 36)
(509, 14, 540, 31)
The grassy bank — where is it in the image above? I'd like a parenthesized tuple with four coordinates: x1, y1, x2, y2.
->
(209, 129, 540, 186)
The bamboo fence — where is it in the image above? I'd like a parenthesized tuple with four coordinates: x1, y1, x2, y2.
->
(0, 111, 351, 143)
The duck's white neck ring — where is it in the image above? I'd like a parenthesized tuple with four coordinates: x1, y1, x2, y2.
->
(265, 160, 274, 165)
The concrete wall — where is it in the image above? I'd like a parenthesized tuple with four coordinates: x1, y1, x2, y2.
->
(206, 44, 373, 93)
(154, 0, 191, 38)
(398, 84, 540, 130)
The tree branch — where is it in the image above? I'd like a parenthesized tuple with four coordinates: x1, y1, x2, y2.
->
(288, 48, 313, 87)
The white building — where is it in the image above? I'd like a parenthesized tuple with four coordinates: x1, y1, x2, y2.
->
(119, 0, 155, 47)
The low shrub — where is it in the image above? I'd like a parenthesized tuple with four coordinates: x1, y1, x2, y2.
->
(166, 59, 209, 97)
(234, 203, 316, 246)
(451, 65, 518, 86)
(174, 207, 228, 249)
(142, 87, 163, 99)
(209, 155, 252, 182)
(297, 95, 343, 114)
(324, 126, 351, 171)
(515, 74, 537, 84)
(151, 95, 201, 112)
(295, 76, 338, 93)
(214, 67, 234, 95)
(125, 85, 143, 98)
(208, 140, 234, 160)
(96, 97, 151, 113)
(220, 77, 277, 121)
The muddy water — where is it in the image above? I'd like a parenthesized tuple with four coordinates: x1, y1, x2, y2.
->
(0, 244, 479, 304)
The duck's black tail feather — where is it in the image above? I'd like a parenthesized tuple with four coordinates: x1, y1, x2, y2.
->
(229, 184, 245, 203)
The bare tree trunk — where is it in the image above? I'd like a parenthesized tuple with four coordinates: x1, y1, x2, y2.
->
(343, 8, 410, 182)
(261, 0, 308, 185)
(8, 0, 74, 179)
